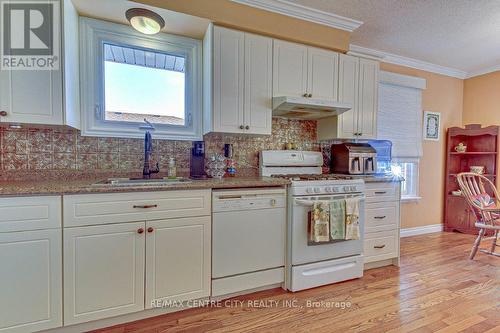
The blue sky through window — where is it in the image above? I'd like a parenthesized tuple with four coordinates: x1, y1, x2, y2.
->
(104, 61, 185, 120)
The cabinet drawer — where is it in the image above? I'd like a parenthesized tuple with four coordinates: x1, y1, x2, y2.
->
(365, 201, 399, 233)
(365, 182, 400, 203)
(63, 190, 211, 227)
(364, 230, 398, 263)
(0, 196, 61, 232)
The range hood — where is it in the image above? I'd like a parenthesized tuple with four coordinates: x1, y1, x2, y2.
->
(272, 96, 352, 119)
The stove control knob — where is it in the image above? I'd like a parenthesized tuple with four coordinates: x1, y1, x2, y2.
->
(343, 186, 349, 192)
(325, 187, 332, 193)
(314, 187, 321, 194)
(351, 186, 357, 192)
(332, 187, 339, 192)
(306, 188, 314, 194)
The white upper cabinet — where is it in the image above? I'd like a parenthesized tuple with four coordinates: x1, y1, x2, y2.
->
(318, 54, 379, 140)
(357, 58, 379, 139)
(244, 33, 273, 135)
(307, 47, 338, 101)
(0, 0, 79, 127)
(212, 26, 245, 134)
(337, 54, 359, 138)
(205, 25, 272, 135)
(273, 40, 308, 98)
(273, 41, 338, 100)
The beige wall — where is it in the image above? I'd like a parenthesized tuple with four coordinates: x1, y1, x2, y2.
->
(463, 71, 500, 183)
(136, 0, 350, 52)
(380, 64, 464, 228)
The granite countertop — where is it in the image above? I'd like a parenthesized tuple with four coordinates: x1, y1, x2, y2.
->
(0, 177, 290, 197)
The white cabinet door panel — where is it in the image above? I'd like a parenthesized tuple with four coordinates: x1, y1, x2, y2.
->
(145, 216, 210, 308)
(307, 47, 338, 101)
(64, 223, 145, 325)
(358, 58, 378, 139)
(0, 229, 62, 333)
(337, 54, 359, 139)
(244, 33, 272, 135)
(0, 68, 63, 125)
(273, 40, 307, 98)
(213, 26, 244, 133)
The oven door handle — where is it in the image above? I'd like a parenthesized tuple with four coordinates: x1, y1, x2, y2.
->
(294, 194, 365, 206)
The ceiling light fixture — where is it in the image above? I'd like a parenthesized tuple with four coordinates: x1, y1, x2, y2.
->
(125, 8, 165, 35)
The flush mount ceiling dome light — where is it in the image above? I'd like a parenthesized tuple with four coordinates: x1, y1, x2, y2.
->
(126, 8, 165, 35)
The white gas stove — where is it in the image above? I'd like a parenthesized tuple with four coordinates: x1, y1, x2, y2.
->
(260, 150, 365, 291)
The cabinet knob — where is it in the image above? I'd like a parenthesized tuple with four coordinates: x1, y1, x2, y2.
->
(0, 111, 7, 117)
(308, 94, 312, 98)
(239, 125, 244, 129)
(137, 228, 144, 234)
(147, 227, 154, 233)
(303, 93, 308, 97)
(358, 132, 363, 136)
(245, 125, 250, 130)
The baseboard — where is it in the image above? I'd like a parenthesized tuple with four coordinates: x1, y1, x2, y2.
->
(400, 224, 443, 237)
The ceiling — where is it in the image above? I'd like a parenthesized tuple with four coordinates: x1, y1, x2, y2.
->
(71, 0, 210, 39)
(286, 0, 500, 76)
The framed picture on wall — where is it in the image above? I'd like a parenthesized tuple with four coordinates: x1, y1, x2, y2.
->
(423, 111, 441, 141)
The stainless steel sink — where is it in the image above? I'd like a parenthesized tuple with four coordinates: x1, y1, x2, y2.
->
(92, 177, 192, 187)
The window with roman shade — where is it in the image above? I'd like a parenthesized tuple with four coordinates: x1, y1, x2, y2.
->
(378, 71, 426, 201)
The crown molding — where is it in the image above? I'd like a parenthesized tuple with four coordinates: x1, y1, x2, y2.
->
(350, 44, 468, 79)
(231, 0, 363, 32)
(466, 64, 500, 79)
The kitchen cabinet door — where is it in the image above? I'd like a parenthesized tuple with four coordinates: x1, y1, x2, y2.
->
(0, 229, 62, 333)
(213, 26, 245, 133)
(337, 54, 359, 139)
(145, 216, 210, 308)
(244, 32, 272, 135)
(307, 47, 338, 101)
(64, 222, 145, 325)
(0, 69, 63, 125)
(273, 40, 308, 98)
(357, 58, 378, 139)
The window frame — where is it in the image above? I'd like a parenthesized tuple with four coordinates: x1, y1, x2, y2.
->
(392, 158, 421, 202)
(79, 17, 202, 140)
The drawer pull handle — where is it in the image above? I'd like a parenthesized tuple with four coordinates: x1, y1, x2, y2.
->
(137, 228, 144, 234)
(147, 227, 154, 233)
(374, 191, 387, 195)
(374, 244, 386, 249)
(133, 204, 158, 209)
(374, 216, 386, 219)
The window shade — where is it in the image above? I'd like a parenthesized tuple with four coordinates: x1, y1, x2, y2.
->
(377, 71, 425, 158)
(104, 43, 185, 73)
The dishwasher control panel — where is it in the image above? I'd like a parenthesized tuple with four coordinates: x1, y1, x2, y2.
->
(212, 188, 286, 212)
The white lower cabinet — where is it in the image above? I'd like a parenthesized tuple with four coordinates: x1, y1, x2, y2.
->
(63, 222, 146, 325)
(62, 190, 212, 326)
(0, 229, 62, 333)
(145, 217, 211, 308)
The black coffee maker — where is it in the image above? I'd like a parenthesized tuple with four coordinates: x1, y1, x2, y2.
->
(190, 141, 207, 179)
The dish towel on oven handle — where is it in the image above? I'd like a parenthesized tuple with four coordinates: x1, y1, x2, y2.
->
(311, 201, 330, 243)
(345, 197, 360, 240)
(329, 199, 346, 240)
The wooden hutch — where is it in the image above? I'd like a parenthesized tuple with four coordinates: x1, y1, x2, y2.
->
(444, 124, 499, 234)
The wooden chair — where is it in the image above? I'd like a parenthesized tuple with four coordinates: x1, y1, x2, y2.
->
(456, 172, 500, 259)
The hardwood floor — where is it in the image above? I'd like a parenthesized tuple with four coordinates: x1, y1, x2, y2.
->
(94, 232, 500, 333)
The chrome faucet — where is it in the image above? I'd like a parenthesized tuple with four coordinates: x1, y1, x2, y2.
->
(140, 120, 159, 179)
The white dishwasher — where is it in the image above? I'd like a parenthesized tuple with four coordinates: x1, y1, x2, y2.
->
(212, 188, 286, 297)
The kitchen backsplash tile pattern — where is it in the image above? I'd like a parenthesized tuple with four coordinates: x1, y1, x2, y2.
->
(0, 118, 320, 177)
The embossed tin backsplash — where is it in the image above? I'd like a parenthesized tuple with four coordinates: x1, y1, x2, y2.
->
(0, 118, 321, 177)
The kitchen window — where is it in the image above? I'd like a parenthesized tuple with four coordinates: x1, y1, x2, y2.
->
(80, 18, 202, 140)
(378, 71, 426, 202)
